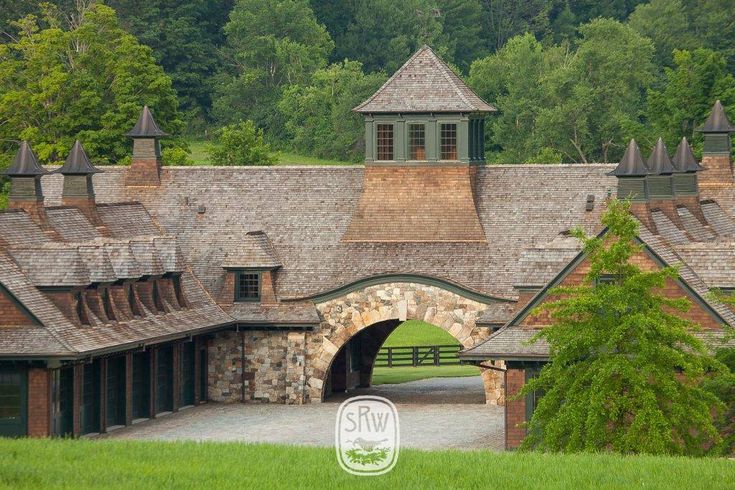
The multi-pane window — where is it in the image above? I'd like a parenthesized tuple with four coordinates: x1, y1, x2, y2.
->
(408, 124, 426, 160)
(0, 369, 21, 419)
(236, 272, 260, 301)
(440, 123, 457, 160)
(376, 124, 394, 160)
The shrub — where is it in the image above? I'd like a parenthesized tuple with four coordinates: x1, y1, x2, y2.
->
(162, 147, 193, 166)
(209, 121, 275, 166)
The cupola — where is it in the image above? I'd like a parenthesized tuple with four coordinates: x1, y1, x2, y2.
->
(697, 100, 734, 187)
(671, 137, 702, 197)
(609, 139, 648, 202)
(4, 142, 49, 223)
(125, 106, 168, 186)
(344, 46, 495, 242)
(646, 137, 675, 200)
(56, 140, 104, 226)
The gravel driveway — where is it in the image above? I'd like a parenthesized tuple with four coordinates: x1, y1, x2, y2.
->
(102, 376, 504, 450)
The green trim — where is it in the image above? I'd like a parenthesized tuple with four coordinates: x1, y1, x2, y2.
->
(234, 271, 261, 303)
(306, 274, 513, 304)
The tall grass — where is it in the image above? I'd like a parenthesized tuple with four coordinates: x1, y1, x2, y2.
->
(0, 439, 731, 489)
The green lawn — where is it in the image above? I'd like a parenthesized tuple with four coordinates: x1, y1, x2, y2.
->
(0, 439, 731, 489)
(381, 320, 459, 347)
(372, 364, 479, 384)
(185, 139, 352, 166)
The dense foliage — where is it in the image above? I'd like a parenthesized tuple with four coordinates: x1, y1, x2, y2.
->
(1, 0, 734, 164)
(208, 120, 275, 166)
(519, 200, 727, 455)
(0, 3, 182, 166)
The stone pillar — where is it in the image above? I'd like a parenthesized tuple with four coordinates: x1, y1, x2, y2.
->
(480, 363, 505, 405)
(285, 331, 307, 405)
(505, 368, 526, 450)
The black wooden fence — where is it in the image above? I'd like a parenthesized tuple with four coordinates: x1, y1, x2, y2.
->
(375, 345, 461, 367)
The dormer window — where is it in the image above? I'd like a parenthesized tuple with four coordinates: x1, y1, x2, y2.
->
(408, 124, 425, 160)
(376, 124, 394, 160)
(235, 272, 260, 302)
(440, 123, 457, 160)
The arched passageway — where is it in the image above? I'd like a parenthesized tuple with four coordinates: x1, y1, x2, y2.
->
(307, 279, 509, 405)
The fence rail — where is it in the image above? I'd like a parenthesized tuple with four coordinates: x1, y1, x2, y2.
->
(375, 345, 461, 367)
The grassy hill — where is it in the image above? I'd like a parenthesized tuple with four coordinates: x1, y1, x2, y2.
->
(0, 439, 731, 489)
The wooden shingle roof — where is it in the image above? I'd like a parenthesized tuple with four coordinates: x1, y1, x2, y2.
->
(353, 45, 496, 114)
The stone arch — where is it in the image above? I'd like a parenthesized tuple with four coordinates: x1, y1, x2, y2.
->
(307, 279, 510, 404)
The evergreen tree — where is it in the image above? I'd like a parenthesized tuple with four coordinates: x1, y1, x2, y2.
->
(519, 200, 726, 455)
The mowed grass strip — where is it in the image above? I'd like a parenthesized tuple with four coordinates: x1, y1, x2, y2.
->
(0, 439, 732, 489)
(381, 320, 460, 347)
(372, 365, 480, 384)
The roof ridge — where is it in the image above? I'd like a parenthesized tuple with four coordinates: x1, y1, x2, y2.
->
(427, 46, 474, 110)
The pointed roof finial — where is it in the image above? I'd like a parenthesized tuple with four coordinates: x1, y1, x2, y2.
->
(126, 106, 168, 138)
(647, 137, 675, 175)
(672, 137, 703, 173)
(55, 140, 102, 175)
(697, 100, 735, 133)
(4, 141, 48, 176)
(608, 139, 648, 176)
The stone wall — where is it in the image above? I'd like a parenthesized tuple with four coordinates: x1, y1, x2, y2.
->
(210, 281, 510, 406)
(309, 281, 505, 404)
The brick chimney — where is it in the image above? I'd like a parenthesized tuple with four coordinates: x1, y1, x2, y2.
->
(4, 141, 50, 225)
(672, 136, 705, 221)
(697, 100, 734, 188)
(56, 140, 105, 227)
(125, 106, 168, 187)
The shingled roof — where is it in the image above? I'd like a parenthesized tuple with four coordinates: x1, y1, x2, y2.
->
(647, 137, 675, 175)
(221, 231, 281, 269)
(126, 106, 168, 138)
(672, 137, 704, 173)
(56, 140, 102, 175)
(697, 100, 735, 133)
(353, 45, 496, 114)
(5, 141, 48, 176)
(608, 139, 648, 177)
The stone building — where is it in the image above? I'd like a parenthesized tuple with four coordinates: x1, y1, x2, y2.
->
(0, 46, 732, 448)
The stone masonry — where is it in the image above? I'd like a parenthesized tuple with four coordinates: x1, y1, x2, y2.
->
(208, 282, 510, 406)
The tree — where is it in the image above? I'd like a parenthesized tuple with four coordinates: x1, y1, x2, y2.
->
(468, 33, 547, 161)
(209, 120, 276, 166)
(535, 19, 655, 163)
(212, 0, 333, 136)
(279, 61, 386, 162)
(337, 0, 445, 74)
(647, 49, 735, 152)
(684, 0, 735, 72)
(519, 200, 726, 455)
(628, 0, 698, 68)
(0, 3, 182, 166)
(106, 0, 234, 129)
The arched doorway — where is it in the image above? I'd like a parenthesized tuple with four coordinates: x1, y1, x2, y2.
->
(307, 278, 510, 404)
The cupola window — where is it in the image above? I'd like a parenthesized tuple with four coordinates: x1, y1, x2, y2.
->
(408, 124, 426, 160)
(376, 124, 394, 161)
(440, 123, 457, 160)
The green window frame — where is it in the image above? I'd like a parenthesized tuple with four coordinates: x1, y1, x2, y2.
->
(235, 271, 261, 302)
(440, 123, 457, 160)
(376, 124, 394, 161)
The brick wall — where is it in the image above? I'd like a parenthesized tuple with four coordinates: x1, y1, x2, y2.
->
(520, 249, 722, 330)
(505, 368, 526, 449)
(0, 288, 38, 326)
(27, 368, 50, 437)
(699, 155, 732, 187)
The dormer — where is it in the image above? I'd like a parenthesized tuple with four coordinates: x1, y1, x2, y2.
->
(220, 231, 281, 305)
(353, 45, 495, 165)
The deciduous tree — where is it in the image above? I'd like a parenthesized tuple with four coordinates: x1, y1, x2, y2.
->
(519, 200, 726, 455)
